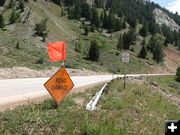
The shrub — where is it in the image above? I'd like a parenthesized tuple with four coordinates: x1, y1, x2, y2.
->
(75, 42, 82, 52)
(34, 18, 48, 41)
(176, 67, 180, 82)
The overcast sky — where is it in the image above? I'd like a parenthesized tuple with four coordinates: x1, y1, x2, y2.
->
(151, 0, 180, 14)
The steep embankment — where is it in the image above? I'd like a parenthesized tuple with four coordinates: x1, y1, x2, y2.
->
(164, 48, 180, 72)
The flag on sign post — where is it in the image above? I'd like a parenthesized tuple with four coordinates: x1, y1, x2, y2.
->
(47, 42, 66, 62)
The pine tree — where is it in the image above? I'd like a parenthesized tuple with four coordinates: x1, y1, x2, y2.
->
(147, 34, 165, 53)
(90, 24, 95, 32)
(95, 0, 104, 8)
(103, 10, 108, 29)
(142, 39, 146, 46)
(117, 35, 123, 50)
(114, 18, 122, 31)
(140, 23, 148, 37)
(0, 14, 4, 29)
(176, 67, 180, 82)
(8, 0, 14, 8)
(108, 12, 115, 32)
(89, 40, 100, 61)
(123, 29, 135, 50)
(61, 8, 65, 17)
(139, 45, 147, 59)
(122, 20, 126, 29)
(74, 0, 81, 19)
(9, 10, 19, 24)
(84, 25, 89, 35)
(0, 0, 6, 6)
(149, 21, 160, 35)
(152, 42, 164, 63)
(19, 0, 25, 12)
(91, 8, 101, 28)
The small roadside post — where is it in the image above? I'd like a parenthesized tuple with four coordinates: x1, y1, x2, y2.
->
(122, 51, 129, 89)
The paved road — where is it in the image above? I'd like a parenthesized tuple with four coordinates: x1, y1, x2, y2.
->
(0, 74, 173, 109)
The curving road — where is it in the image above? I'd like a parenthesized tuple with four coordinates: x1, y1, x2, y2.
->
(0, 74, 174, 110)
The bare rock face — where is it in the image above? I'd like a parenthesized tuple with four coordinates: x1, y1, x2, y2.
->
(153, 8, 180, 32)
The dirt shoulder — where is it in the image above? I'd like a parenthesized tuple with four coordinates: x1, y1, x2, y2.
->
(0, 67, 108, 79)
(164, 48, 180, 72)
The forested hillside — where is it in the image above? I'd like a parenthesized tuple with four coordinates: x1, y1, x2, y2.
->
(0, 0, 180, 73)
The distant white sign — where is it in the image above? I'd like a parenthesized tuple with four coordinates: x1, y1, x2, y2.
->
(122, 52, 129, 63)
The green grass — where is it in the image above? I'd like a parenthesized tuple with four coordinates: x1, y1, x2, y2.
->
(149, 75, 180, 95)
(0, 79, 180, 135)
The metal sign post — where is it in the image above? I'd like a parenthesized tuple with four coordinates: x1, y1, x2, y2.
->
(122, 52, 129, 89)
(124, 62, 127, 89)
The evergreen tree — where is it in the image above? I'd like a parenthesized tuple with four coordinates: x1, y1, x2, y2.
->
(84, 25, 89, 35)
(176, 67, 180, 82)
(100, 12, 104, 23)
(152, 42, 165, 63)
(123, 29, 136, 50)
(81, 2, 92, 20)
(147, 34, 164, 52)
(103, 10, 108, 28)
(74, 0, 81, 19)
(139, 45, 147, 59)
(9, 10, 19, 24)
(52, 0, 61, 5)
(95, 0, 104, 8)
(114, 18, 122, 31)
(91, 8, 101, 28)
(142, 39, 146, 46)
(0, 14, 4, 29)
(19, 0, 25, 12)
(90, 24, 95, 32)
(8, 0, 14, 8)
(88, 40, 100, 61)
(140, 23, 148, 37)
(127, 15, 137, 28)
(149, 21, 160, 35)
(61, 8, 65, 17)
(173, 31, 179, 46)
(0, 0, 6, 6)
(108, 12, 115, 31)
(161, 24, 174, 44)
(117, 35, 123, 50)
(122, 20, 126, 29)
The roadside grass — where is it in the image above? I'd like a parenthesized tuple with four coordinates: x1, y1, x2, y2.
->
(149, 75, 180, 95)
(0, 78, 180, 135)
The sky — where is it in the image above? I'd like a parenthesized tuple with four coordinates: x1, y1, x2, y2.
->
(151, 0, 180, 14)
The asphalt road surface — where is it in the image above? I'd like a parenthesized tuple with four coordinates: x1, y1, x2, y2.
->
(0, 74, 173, 110)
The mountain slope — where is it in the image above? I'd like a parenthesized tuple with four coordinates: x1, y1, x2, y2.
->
(0, 0, 179, 75)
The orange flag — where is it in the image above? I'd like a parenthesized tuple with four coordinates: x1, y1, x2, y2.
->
(47, 42, 66, 62)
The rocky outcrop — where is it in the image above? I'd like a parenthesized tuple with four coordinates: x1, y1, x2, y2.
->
(153, 8, 180, 32)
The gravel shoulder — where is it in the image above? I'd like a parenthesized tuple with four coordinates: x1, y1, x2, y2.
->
(0, 67, 108, 79)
